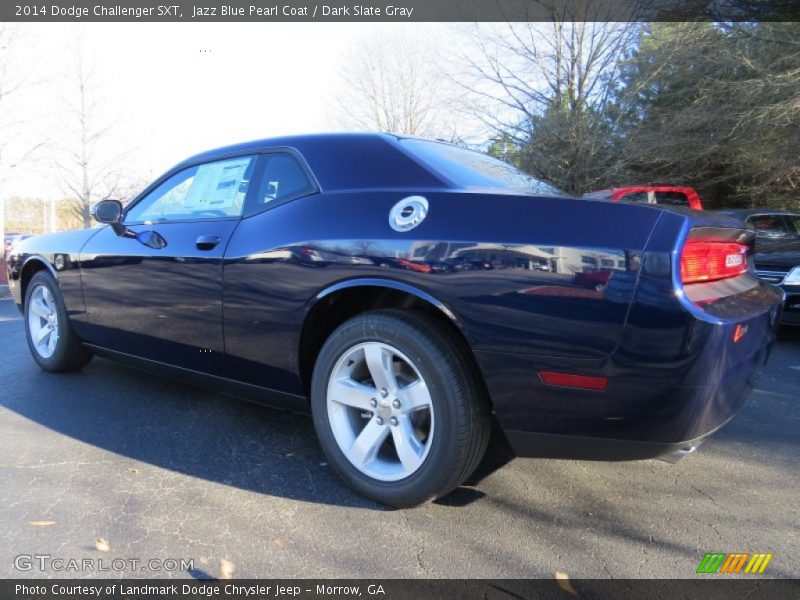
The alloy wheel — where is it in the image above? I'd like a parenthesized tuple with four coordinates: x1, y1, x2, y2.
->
(326, 341, 435, 482)
(27, 284, 59, 359)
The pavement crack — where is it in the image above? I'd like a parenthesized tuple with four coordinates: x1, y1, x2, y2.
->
(415, 545, 426, 573)
(690, 483, 717, 504)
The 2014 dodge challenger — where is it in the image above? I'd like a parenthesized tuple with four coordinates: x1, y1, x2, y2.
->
(6, 133, 784, 507)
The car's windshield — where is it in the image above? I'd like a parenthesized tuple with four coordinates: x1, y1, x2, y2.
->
(399, 138, 566, 196)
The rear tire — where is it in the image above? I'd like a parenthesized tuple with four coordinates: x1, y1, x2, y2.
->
(24, 270, 93, 372)
(311, 309, 490, 507)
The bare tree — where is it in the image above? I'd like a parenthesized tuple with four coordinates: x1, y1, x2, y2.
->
(1, 25, 29, 246)
(52, 37, 127, 229)
(331, 28, 461, 139)
(457, 10, 639, 192)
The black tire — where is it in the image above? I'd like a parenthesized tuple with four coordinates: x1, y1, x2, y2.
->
(311, 309, 490, 507)
(24, 270, 93, 372)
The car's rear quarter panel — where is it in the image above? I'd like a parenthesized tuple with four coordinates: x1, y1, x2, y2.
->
(491, 209, 782, 447)
(222, 190, 662, 395)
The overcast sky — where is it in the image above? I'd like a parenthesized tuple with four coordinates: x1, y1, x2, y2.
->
(1, 22, 476, 199)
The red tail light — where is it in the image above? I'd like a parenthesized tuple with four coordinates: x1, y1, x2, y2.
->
(680, 241, 748, 284)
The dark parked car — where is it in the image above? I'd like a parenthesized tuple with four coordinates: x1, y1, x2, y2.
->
(4, 233, 33, 261)
(6, 133, 783, 507)
(718, 209, 800, 325)
(583, 186, 704, 210)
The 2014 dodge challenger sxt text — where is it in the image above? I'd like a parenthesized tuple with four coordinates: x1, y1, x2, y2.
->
(6, 133, 784, 507)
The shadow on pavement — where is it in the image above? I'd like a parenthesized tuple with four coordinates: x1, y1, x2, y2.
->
(0, 349, 513, 510)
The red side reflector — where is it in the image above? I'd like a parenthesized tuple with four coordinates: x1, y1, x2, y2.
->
(680, 241, 748, 284)
(733, 323, 748, 343)
(539, 371, 608, 391)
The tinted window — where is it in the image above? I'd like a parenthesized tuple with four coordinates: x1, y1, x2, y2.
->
(126, 156, 256, 223)
(654, 191, 690, 206)
(748, 215, 791, 236)
(619, 191, 650, 204)
(399, 139, 565, 196)
(249, 153, 316, 213)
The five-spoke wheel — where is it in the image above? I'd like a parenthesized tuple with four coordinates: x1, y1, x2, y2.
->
(312, 309, 490, 507)
(327, 341, 434, 482)
(27, 284, 60, 359)
(23, 271, 92, 372)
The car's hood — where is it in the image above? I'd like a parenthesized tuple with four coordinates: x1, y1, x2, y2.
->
(12, 227, 102, 257)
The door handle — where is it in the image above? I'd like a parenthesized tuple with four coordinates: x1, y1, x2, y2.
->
(196, 235, 222, 250)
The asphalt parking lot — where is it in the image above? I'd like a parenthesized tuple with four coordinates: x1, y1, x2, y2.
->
(1, 296, 798, 580)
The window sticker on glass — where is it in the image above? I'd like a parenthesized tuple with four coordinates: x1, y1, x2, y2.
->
(184, 158, 252, 211)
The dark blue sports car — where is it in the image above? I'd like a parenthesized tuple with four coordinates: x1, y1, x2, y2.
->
(6, 133, 783, 507)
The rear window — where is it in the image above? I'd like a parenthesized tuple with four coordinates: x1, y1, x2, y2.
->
(748, 215, 791, 235)
(619, 191, 650, 204)
(399, 139, 565, 196)
(654, 191, 690, 207)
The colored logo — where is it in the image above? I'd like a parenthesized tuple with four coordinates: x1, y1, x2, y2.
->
(696, 552, 773, 574)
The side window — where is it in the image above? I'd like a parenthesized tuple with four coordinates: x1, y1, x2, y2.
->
(247, 152, 316, 215)
(654, 191, 690, 207)
(785, 216, 800, 235)
(619, 192, 649, 204)
(748, 215, 791, 237)
(125, 156, 256, 224)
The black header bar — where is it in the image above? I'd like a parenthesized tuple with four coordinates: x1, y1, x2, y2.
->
(2, 0, 800, 22)
(4, 579, 800, 600)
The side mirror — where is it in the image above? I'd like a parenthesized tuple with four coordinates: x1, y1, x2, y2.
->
(91, 199, 123, 224)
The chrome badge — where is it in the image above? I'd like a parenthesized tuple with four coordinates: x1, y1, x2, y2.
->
(389, 196, 429, 232)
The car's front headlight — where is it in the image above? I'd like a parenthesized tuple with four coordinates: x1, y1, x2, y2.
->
(784, 267, 800, 285)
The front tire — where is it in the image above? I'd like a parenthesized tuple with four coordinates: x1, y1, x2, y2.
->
(311, 310, 490, 507)
(24, 270, 92, 372)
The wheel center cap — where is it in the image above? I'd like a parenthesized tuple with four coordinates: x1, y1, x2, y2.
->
(378, 399, 393, 417)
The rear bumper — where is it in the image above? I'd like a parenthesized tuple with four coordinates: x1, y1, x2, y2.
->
(504, 426, 723, 462)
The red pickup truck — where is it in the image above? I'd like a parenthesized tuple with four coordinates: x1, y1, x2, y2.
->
(582, 186, 704, 210)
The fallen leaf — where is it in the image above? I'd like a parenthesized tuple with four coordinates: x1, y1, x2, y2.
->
(94, 538, 110, 552)
(554, 571, 578, 597)
(273, 538, 287, 549)
(29, 520, 56, 527)
(127, 468, 140, 473)
(220, 558, 235, 580)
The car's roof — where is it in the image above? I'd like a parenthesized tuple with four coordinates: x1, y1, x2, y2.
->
(179, 132, 399, 164)
(585, 185, 696, 193)
(171, 132, 450, 192)
(716, 208, 800, 217)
